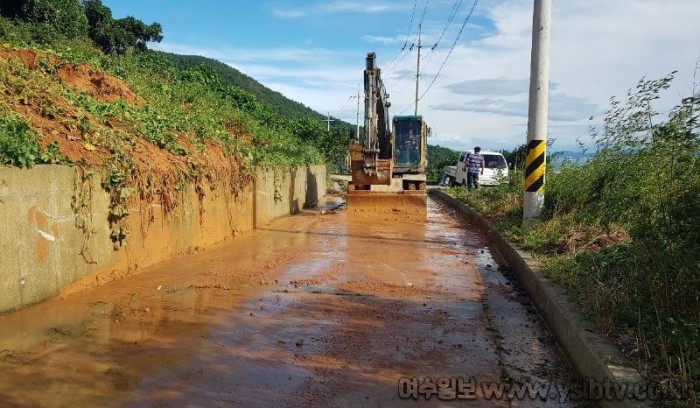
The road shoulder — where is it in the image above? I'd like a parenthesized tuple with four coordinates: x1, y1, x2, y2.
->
(430, 189, 652, 408)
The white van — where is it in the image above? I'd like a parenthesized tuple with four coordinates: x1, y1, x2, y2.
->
(454, 150, 509, 187)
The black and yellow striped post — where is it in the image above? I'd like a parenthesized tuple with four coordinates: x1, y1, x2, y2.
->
(523, 0, 551, 220)
(525, 140, 545, 193)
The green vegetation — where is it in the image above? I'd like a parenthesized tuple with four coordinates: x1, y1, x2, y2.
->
(0, 1, 352, 247)
(0, 113, 39, 167)
(0, 0, 161, 54)
(0, 111, 68, 167)
(449, 73, 700, 403)
(0, 1, 350, 169)
(163, 53, 324, 120)
(426, 144, 460, 183)
(161, 52, 354, 171)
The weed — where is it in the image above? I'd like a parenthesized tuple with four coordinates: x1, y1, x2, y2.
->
(39, 141, 68, 164)
(0, 113, 38, 167)
(448, 73, 700, 403)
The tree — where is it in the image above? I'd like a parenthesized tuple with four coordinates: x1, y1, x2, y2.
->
(82, 0, 163, 54)
(426, 144, 460, 183)
(21, 0, 88, 39)
(500, 143, 527, 170)
(83, 0, 111, 28)
(115, 16, 162, 51)
(0, 0, 25, 18)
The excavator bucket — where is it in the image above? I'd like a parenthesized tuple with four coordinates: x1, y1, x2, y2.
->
(350, 158, 392, 186)
(346, 190, 427, 218)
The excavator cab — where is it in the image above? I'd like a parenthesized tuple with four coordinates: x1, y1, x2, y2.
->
(392, 115, 428, 190)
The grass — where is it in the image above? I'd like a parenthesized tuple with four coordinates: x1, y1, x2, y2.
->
(446, 74, 699, 406)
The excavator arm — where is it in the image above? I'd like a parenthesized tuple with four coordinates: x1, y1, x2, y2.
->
(350, 52, 393, 186)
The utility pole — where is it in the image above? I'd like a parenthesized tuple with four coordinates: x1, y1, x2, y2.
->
(355, 84, 360, 140)
(410, 23, 435, 116)
(523, 0, 551, 221)
(414, 23, 423, 116)
(322, 112, 336, 132)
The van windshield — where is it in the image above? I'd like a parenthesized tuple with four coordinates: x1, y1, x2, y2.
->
(483, 154, 507, 169)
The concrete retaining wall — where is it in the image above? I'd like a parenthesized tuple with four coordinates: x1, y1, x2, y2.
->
(430, 189, 651, 408)
(0, 164, 326, 314)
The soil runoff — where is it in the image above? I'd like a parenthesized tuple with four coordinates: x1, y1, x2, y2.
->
(0, 197, 580, 407)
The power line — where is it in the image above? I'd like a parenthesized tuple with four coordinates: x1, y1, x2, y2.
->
(433, 0, 464, 49)
(396, 103, 413, 116)
(387, 68, 413, 89)
(387, 31, 436, 89)
(419, 0, 479, 101)
(322, 112, 336, 132)
(334, 94, 355, 119)
(384, 0, 419, 71)
(415, 0, 463, 77)
(418, 48, 436, 75)
(391, 73, 419, 98)
(416, 0, 432, 41)
(387, 0, 433, 77)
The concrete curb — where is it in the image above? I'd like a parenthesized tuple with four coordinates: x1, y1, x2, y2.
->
(430, 189, 652, 408)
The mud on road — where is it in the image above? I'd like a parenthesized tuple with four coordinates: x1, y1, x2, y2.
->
(0, 197, 581, 407)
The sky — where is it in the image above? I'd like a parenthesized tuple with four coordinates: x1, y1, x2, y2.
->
(102, 0, 700, 152)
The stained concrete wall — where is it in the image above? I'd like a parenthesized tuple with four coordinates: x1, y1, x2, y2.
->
(0, 164, 326, 314)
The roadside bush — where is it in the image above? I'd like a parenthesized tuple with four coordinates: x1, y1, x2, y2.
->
(549, 74, 700, 398)
(450, 72, 700, 401)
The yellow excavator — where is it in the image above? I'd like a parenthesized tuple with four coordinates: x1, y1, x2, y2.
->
(347, 52, 428, 214)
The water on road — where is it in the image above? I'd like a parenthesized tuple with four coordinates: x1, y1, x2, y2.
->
(0, 197, 579, 407)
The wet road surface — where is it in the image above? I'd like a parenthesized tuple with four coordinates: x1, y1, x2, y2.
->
(0, 197, 579, 407)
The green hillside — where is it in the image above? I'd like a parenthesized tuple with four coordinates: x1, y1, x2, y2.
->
(426, 144, 460, 183)
(161, 52, 325, 121)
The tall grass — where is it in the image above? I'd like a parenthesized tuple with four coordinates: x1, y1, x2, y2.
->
(450, 73, 699, 403)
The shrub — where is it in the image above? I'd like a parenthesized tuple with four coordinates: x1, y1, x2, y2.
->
(0, 113, 39, 167)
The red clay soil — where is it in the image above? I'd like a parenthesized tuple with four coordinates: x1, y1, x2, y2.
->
(1, 47, 250, 204)
(56, 63, 136, 104)
(0, 48, 51, 69)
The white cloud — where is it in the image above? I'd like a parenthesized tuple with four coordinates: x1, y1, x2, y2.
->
(445, 77, 531, 96)
(396, 0, 700, 150)
(432, 93, 599, 122)
(158, 0, 700, 152)
(271, 9, 306, 18)
(361, 34, 405, 45)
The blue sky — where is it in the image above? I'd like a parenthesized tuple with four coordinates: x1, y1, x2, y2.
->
(102, 0, 700, 152)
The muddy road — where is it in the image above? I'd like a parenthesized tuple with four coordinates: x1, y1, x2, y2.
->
(0, 197, 580, 407)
